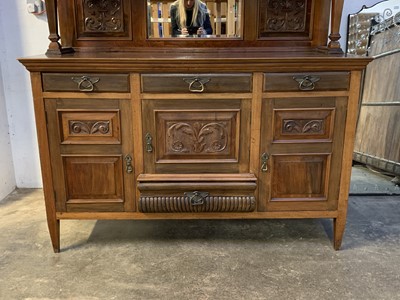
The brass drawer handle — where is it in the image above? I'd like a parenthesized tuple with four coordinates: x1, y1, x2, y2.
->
(293, 75, 320, 91)
(261, 152, 269, 172)
(183, 77, 211, 93)
(185, 191, 209, 206)
(71, 76, 100, 92)
(145, 133, 153, 153)
(125, 155, 133, 174)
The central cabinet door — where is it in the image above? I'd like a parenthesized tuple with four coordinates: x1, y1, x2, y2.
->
(142, 99, 251, 174)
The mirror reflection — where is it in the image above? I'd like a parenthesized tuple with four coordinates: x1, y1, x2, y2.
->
(148, 0, 243, 38)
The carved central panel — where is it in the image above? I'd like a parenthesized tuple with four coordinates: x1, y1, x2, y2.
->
(155, 110, 240, 161)
(82, 0, 124, 32)
(259, 0, 308, 35)
(167, 121, 228, 154)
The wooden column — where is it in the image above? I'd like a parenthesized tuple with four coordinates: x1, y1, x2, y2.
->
(45, 0, 74, 55)
(327, 0, 345, 53)
(318, 0, 344, 53)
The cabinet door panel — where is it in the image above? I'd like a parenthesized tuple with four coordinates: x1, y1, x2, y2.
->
(259, 97, 347, 211)
(271, 154, 330, 200)
(143, 99, 251, 173)
(45, 98, 135, 212)
(63, 156, 124, 202)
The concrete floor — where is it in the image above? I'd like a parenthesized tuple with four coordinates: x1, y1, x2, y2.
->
(0, 189, 399, 299)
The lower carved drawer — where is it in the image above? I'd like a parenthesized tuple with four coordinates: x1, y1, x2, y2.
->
(139, 194, 256, 213)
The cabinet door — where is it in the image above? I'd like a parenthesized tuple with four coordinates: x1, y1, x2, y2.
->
(142, 99, 251, 174)
(259, 97, 347, 211)
(45, 98, 135, 212)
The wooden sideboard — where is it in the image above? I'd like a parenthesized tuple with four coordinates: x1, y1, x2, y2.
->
(20, 0, 371, 252)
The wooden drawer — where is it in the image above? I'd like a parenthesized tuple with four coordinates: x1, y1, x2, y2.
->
(42, 73, 130, 92)
(141, 73, 252, 93)
(137, 174, 257, 213)
(264, 72, 350, 91)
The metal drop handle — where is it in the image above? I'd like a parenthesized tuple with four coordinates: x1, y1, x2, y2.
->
(183, 77, 211, 93)
(185, 191, 209, 206)
(293, 75, 320, 91)
(71, 76, 100, 92)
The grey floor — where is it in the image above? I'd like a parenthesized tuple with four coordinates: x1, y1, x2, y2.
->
(0, 167, 399, 299)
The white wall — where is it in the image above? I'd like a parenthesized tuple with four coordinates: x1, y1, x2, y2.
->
(0, 4, 16, 200)
(0, 60, 16, 200)
(0, 0, 387, 197)
(0, 0, 48, 194)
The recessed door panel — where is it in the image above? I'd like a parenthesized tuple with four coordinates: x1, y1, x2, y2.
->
(271, 154, 330, 200)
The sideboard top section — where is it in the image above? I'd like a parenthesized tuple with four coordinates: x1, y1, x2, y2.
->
(44, 0, 346, 55)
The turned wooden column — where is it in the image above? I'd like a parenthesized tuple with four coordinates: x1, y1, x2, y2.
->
(318, 0, 344, 53)
(327, 0, 345, 53)
(45, 0, 74, 55)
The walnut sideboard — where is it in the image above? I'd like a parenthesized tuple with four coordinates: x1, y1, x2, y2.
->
(19, 0, 371, 252)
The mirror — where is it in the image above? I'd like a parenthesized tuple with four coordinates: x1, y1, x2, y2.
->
(147, 0, 243, 39)
(346, 0, 400, 56)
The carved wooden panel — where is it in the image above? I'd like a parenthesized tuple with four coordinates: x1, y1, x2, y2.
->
(75, 0, 132, 39)
(59, 110, 121, 144)
(271, 154, 330, 200)
(273, 109, 334, 142)
(63, 155, 124, 203)
(139, 195, 256, 213)
(157, 111, 239, 160)
(258, 0, 312, 38)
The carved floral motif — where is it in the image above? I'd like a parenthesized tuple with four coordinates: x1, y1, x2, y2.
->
(167, 121, 228, 154)
(69, 120, 110, 135)
(83, 0, 123, 32)
(262, 0, 307, 32)
(283, 119, 324, 134)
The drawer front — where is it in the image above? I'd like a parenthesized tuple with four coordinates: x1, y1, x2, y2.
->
(42, 73, 130, 92)
(264, 72, 350, 91)
(141, 73, 252, 93)
(139, 195, 256, 213)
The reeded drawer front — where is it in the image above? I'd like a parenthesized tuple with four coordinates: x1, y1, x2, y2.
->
(42, 73, 130, 92)
(264, 72, 350, 91)
(141, 74, 252, 93)
(139, 195, 256, 213)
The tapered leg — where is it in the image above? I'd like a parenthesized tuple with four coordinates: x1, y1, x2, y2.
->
(333, 216, 346, 250)
(48, 218, 60, 253)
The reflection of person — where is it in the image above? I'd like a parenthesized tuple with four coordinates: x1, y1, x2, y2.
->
(170, 0, 213, 36)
